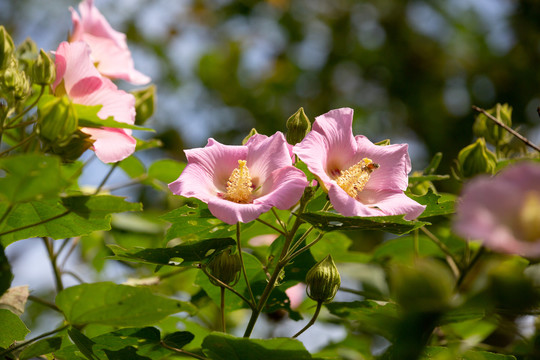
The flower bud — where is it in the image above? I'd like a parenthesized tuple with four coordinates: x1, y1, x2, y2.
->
(286, 107, 311, 145)
(15, 38, 38, 72)
(32, 49, 56, 85)
(49, 130, 94, 163)
(0, 26, 15, 70)
(207, 248, 242, 286)
(473, 103, 513, 147)
(38, 96, 78, 145)
(242, 128, 258, 145)
(457, 138, 497, 179)
(305, 255, 340, 303)
(132, 85, 155, 125)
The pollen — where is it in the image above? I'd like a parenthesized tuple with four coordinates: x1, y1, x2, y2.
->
(335, 158, 379, 198)
(225, 160, 253, 203)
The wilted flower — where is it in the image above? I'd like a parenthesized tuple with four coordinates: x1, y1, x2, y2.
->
(454, 162, 540, 257)
(70, 0, 150, 85)
(169, 132, 308, 224)
(53, 41, 136, 163)
(293, 108, 425, 220)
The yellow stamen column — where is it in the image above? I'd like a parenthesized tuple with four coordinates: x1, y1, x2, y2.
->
(226, 160, 253, 203)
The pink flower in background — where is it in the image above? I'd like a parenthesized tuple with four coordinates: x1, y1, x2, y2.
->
(285, 283, 306, 309)
(454, 162, 540, 257)
(293, 108, 425, 220)
(54, 41, 136, 163)
(70, 0, 150, 85)
(169, 133, 308, 224)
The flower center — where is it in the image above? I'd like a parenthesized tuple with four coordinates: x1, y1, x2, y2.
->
(518, 190, 540, 242)
(225, 160, 253, 203)
(335, 158, 379, 198)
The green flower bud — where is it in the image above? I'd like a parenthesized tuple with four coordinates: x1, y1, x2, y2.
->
(305, 255, 340, 303)
(49, 130, 94, 163)
(15, 38, 38, 72)
(0, 26, 15, 70)
(473, 103, 513, 147)
(132, 85, 155, 125)
(286, 107, 311, 145)
(242, 128, 258, 145)
(207, 248, 242, 286)
(457, 138, 497, 179)
(38, 96, 78, 145)
(32, 49, 56, 85)
(2, 66, 16, 89)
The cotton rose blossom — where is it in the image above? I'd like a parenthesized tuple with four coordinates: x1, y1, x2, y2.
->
(454, 162, 540, 257)
(53, 41, 136, 163)
(293, 108, 425, 220)
(70, 0, 150, 85)
(169, 133, 309, 225)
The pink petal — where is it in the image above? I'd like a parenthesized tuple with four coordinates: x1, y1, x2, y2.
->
(70, 0, 150, 85)
(354, 136, 411, 192)
(53, 41, 101, 94)
(246, 132, 294, 188)
(256, 166, 308, 210)
(207, 198, 271, 225)
(81, 127, 136, 163)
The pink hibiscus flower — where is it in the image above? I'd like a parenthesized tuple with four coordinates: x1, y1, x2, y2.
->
(70, 0, 150, 85)
(293, 108, 425, 220)
(169, 133, 308, 224)
(53, 41, 136, 163)
(454, 162, 540, 257)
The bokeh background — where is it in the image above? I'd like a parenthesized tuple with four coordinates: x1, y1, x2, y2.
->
(3, 0, 540, 351)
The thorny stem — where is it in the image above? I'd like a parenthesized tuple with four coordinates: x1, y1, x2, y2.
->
(0, 323, 69, 359)
(292, 301, 323, 338)
(201, 266, 255, 310)
(472, 105, 540, 153)
(420, 227, 460, 278)
(237, 223, 256, 305)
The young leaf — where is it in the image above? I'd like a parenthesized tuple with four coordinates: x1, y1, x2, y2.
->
(201, 333, 321, 360)
(108, 237, 236, 267)
(0, 309, 29, 348)
(55, 282, 196, 327)
(73, 103, 154, 131)
(410, 190, 455, 218)
(19, 336, 63, 360)
(68, 328, 98, 360)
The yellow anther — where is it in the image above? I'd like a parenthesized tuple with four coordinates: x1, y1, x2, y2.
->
(335, 158, 379, 198)
(519, 191, 540, 242)
(225, 160, 253, 203)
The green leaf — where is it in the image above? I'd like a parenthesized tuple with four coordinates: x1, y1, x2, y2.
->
(0, 154, 66, 203)
(410, 190, 455, 218)
(147, 159, 185, 184)
(299, 211, 429, 235)
(73, 103, 154, 132)
(326, 300, 399, 340)
(0, 196, 141, 246)
(118, 156, 146, 179)
(162, 331, 195, 349)
(19, 336, 63, 360)
(161, 198, 237, 241)
(0, 245, 12, 296)
(0, 308, 29, 348)
(55, 282, 196, 327)
(108, 237, 236, 267)
(68, 328, 99, 360)
(201, 333, 320, 360)
(56, 327, 174, 360)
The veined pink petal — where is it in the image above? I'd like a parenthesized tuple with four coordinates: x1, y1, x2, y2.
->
(256, 166, 308, 210)
(70, 0, 150, 84)
(81, 127, 136, 163)
(246, 132, 294, 187)
(53, 41, 102, 93)
(294, 107, 424, 220)
(208, 198, 272, 225)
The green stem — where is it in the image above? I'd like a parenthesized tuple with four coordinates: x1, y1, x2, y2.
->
(456, 246, 485, 290)
(285, 232, 325, 264)
(237, 223, 256, 305)
(413, 229, 420, 259)
(255, 218, 286, 236)
(292, 301, 323, 338)
(160, 341, 209, 360)
(287, 226, 315, 255)
(42, 237, 64, 292)
(271, 208, 287, 233)
(0, 210, 70, 237)
(94, 162, 119, 195)
(0, 323, 68, 358)
(4, 85, 45, 128)
(28, 295, 61, 312)
(220, 286, 226, 332)
(420, 227, 460, 278)
(4, 118, 37, 130)
(0, 132, 36, 156)
(201, 266, 255, 310)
